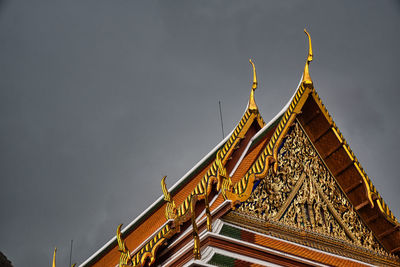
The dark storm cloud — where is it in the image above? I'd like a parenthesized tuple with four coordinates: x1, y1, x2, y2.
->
(0, 1, 399, 266)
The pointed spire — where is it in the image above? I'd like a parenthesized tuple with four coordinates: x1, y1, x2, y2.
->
(52, 247, 57, 267)
(302, 29, 313, 86)
(248, 59, 258, 112)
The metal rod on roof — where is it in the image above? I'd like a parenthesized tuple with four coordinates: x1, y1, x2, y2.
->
(218, 101, 225, 139)
(69, 240, 73, 267)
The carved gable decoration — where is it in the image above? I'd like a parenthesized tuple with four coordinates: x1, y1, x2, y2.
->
(237, 121, 389, 255)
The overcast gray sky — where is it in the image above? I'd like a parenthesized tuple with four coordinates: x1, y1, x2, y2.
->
(0, 1, 399, 266)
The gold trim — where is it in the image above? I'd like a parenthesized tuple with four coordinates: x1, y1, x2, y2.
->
(331, 127, 343, 143)
(354, 164, 374, 207)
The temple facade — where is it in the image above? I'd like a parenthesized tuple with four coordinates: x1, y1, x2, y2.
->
(79, 30, 400, 267)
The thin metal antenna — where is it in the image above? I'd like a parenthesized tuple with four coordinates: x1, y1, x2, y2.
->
(69, 240, 73, 267)
(218, 101, 225, 139)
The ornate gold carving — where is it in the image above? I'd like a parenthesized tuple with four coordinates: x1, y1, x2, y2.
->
(238, 121, 388, 255)
(238, 123, 306, 218)
(161, 176, 177, 220)
(116, 224, 133, 266)
(281, 176, 349, 241)
(248, 59, 258, 112)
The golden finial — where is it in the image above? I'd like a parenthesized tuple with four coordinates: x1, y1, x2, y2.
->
(248, 59, 258, 112)
(52, 247, 57, 267)
(302, 29, 313, 86)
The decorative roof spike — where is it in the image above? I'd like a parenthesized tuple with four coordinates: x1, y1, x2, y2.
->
(161, 176, 177, 220)
(116, 224, 132, 266)
(248, 59, 258, 112)
(161, 176, 171, 202)
(52, 247, 57, 267)
(302, 29, 313, 86)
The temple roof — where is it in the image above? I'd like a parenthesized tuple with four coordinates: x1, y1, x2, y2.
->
(80, 31, 400, 267)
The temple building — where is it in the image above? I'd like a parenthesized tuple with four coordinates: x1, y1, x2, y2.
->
(79, 30, 400, 266)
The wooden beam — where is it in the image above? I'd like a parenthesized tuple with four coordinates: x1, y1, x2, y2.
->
(324, 142, 343, 160)
(378, 227, 397, 239)
(313, 125, 332, 143)
(333, 160, 354, 177)
(303, 110, 321, 126)
(365, 214, 379, 224)
(355, 200, 370, 211)
(344, 181, 363, 194)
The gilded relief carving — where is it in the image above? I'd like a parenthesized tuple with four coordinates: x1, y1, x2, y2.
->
(238, 123, 307, 218)
(238, 121, 388, 255)
(280, 177, 349, 241)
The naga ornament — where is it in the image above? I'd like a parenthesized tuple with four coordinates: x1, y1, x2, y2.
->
(161, 176, 177, 220)
(116, 224, 133, 266)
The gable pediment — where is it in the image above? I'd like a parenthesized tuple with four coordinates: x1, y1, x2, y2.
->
(236, 121, 391, 257)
